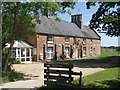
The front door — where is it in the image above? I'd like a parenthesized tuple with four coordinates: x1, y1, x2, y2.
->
(65, 47, 69, 58)
(19, 48, 31, 63)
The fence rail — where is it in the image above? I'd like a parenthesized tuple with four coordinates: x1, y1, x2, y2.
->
(44, 63, 82, 87)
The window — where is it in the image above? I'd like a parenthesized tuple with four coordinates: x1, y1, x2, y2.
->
(90, 47, 92, 56)
(83, 38, 86, 42)
(47, 47, 53, 59)
(33, 48, 36, 55)
(65, 36, 69, 43)
(21, 49, 25, 57)
(26, 49, 29, 57)
(90, 39, 93, 44)
(83, 38, 86, 44)
(65, 47, 69, 58)
(47, 35, 53, 43)
(83, 47, 86, 57)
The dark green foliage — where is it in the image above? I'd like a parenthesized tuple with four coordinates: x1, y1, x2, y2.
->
(82, 79, 120, 88)
(86, 2, 120, 37)
(12, 60, 21, 64)
(2, 2, 76, 73)
(1, 69, 24, 84)
(116, 47, 120, 51)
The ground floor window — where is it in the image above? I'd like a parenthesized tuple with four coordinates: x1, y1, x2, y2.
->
(65, 47, 70, 58)
(90, 47, 93, 56)
(83, 47, 86, 57)
(47, 47, 53, 59)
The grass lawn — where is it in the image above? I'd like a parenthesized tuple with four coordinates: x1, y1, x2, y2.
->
(50, 48, 120, 64)
(73, 67, 120, 88)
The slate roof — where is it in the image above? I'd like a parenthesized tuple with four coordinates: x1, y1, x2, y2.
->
(35, 16, 100, 39)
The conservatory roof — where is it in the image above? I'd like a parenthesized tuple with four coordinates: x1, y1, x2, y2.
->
(5, 41, 33, 48)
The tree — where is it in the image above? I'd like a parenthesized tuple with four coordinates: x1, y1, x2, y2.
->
(86, 2, 120, 37)
(2, 2, 76, 72)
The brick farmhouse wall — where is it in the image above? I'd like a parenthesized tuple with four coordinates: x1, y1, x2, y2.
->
(35, 34, 101, 61)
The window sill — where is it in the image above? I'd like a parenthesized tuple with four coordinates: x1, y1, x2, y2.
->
(65, 42, 69, 44)
(47, 41, 53, 44)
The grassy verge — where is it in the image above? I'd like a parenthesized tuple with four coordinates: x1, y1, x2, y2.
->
(0, 69, 24, 84)
(50, 48, 119, 64)
(73, 67, 120, 88)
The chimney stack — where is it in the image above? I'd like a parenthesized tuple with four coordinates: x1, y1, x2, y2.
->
(71, 14, 83, 29)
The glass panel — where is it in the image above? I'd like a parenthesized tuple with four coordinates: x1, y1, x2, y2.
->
(83, 38, 86, 42)
(26, 58, 30, 61)
(18, 48, 20, 57)
(47, 47, 53, 59)
(21, 49, 25, 57)
(65, 36, 69, 42)
(33, 48, 36, 55)
(26, 49, 29, 57)
(83, 47, 86, 56)
(21, 58, 25, 62)
(65, 47, 69, 58)
(47, 35, 53, 41)
(90, 47, 92, 55)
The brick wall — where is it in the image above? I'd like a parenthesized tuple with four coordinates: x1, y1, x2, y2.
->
(36, 34, 101, 61)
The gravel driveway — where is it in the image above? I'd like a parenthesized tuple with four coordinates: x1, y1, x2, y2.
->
(1, 62, 105, 89)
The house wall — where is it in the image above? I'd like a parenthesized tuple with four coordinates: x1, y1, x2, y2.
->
(36, 34, 101, 61)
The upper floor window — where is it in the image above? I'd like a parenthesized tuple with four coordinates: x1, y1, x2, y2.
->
(65, 36, 69, 43)
(83, 38, 86, 44)
(47, 35, 53, 43)
(90, 39, 93, 43)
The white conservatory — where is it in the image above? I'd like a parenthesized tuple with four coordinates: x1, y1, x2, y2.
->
(5, 41, 33, 63)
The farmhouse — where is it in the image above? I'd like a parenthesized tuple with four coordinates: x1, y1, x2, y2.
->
(4, 14, 101, 63)
(27, 14, 101, 62)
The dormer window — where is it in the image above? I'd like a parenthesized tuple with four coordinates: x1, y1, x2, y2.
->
(83, 38, 86, 44)
(90, 39, 93, 44)
(47, 35, 53, 43)
(65, 36, 69, 43)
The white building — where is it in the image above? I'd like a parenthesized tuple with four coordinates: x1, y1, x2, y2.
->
(4, 41, 33, 63)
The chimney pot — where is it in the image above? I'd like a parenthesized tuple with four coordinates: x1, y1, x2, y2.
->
(71, 14, 83, 29)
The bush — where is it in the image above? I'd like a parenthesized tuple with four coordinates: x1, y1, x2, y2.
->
(12, 60, 21, 64)
(1, 69, 24, 84)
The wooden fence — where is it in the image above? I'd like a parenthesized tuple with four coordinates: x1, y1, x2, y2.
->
(44, 63, 82, 87)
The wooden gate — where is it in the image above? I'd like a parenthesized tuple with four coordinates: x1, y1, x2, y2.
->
(44, 63, 82, 87)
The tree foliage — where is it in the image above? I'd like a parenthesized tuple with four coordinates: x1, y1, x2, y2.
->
(86, 2, 120, 37)
(2, 2, 76, 72)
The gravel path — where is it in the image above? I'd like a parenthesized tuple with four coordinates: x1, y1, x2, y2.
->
(1, 62, 105, 89)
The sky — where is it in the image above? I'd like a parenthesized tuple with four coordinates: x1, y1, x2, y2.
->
(58, 2, 119, 47)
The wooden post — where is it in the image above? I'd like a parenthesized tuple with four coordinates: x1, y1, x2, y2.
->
(55, 44, 57, 60)
(79, 71, 83, 87)
(46, 64, 50, 86)
(69, 64, 72, 87)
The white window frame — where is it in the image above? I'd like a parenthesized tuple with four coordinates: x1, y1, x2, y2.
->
(90, 47, 93, 55)
(65, 36, 69, 43)
(83, 38, 86, 45)
(83, 47, 86, 57)
(47, 47, 53, 59)
(47, 35, 53, 43)
(65, 47, 70, 58)
(90, 39, 93, 44)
